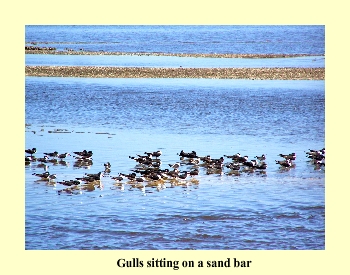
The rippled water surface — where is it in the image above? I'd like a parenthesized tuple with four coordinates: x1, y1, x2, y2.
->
(25, 25, 325, 55)
(25, 54, 325, 68)
(25, 77, 325, 250)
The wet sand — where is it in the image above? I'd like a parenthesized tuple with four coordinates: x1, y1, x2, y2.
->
(25, 66, 324, 80)
(25, 48, 322, 59)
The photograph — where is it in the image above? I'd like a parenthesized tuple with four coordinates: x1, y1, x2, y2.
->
(25, 25, 325, 251)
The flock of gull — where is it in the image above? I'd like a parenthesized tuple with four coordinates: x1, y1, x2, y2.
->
(25, 147, 325, 195)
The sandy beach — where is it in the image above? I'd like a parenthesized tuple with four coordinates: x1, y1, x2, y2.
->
(25, 66, 324, 80)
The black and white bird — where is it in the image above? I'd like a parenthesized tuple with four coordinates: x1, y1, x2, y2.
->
(145, 150, 162, 159)
(43, 151, 59, 157)
(278, 153, 296, 161)
(255, 154, 266, 161)
(58, 153, 70, 160)
(25, 147, 37, 156)
(169, 162, 181, 169)
(276, 159, 292, 167)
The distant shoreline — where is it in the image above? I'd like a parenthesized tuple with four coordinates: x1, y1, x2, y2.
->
(25, 48, 324, 59)
(25, 66, 325, 80)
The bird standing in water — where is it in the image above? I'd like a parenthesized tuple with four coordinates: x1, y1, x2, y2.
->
(25, 147, 37, 156)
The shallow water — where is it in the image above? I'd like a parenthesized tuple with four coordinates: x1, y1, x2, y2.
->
(25, 54, 325, 68)
(25, 77, 325, 250)
(25, 25, 325, 55)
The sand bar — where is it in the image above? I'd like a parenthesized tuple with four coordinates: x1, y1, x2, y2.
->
(25, 66, 325, 80)
(25, 48, 324, 59)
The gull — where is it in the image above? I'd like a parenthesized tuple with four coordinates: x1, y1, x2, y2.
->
(276, 159, 292, 167)
(224, 153, 241, 160)
(36, 156, 49, 163)
(25, 147, 37, 156)
(32, 171, 50, 179)
(43, 151, 59, 157)
(169, 162, 181, 169)
(58, 153, 71, 160)
(278, 153, 296, 161)
(145, 150, 162, 159)
(255, 154, 266, 161)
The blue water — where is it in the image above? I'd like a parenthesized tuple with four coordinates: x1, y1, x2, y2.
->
(25, 25, 325, 55)
(25, 54, 325, 68)
(25, 26, 325, 250)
